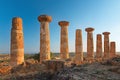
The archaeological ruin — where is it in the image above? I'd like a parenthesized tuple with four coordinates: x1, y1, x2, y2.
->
(9, 15, 117, 67)
(74, 29, 83, 64)
(103, 32, 110, 59)
(38, 15, 52, 63)
(85, 27, 94, 59)
(58, 21, 69, 59)
(10, 17, 24, 66)
(96, 34, 102, 58)
(110, 41, 116, 58)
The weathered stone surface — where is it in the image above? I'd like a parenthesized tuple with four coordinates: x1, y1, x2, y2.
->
(110, 42, 116, 58)
(10, 17, 24, 66)
(52, 56, 120, 80)
(85, 27, 94, 59)
(58, 21, 69, 27)
(103, 32, 110, 59)
(25, 59, 38, 65)
(12, 17, 22, 30)
(1, 54, 120, 80)
(96, 34, 102, 58)
(38, 15, 52, 63)
(74, 29, 83, 65)
(43, 60, 65, 73)
(58, 21, 69, 59)
(38, 15, 52, 22)
(0, 66, 11, 76)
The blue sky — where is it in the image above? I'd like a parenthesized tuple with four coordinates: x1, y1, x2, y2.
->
(0, 0, 120, 53)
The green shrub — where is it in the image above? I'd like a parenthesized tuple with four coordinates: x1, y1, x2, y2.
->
(0, 78, 3, 80)
(32, 52, 40, 61)
(24, 54, 33, 60)
(50, 52, 54, 59)
(30, 52, 54, 61)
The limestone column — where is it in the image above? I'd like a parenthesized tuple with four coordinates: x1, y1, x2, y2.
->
(110, 41, 116, 58)
(96, 34, 102, 58)
(85, 27, 94, 59)
(10, 17, 24, 66)
(38, 15, 52, 63)
(58, 21, 69, 59)
(75, 29, 83, 64)
(103, 32, 110, 59)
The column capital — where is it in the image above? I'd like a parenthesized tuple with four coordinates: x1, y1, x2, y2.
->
(102, 32, 110, 35)
(85, 27, 94, 32)
(38, 15, 52, 22)
(58, 21, 69, 27)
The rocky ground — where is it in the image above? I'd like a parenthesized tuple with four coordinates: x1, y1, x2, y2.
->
(52, 56, 120, 80)
(0, 54, 120, 80)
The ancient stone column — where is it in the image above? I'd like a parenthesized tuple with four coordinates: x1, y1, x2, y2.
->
(75, 29, 83, 64)
(58, 21, 69, 59)
(110, 41, 116, 58)
(96, 34, 102, 58)
(85, 27, 94, 59)
(10, 17, 24, 66)
(103, 32, 110, 59)
(38, 15, 52, 63)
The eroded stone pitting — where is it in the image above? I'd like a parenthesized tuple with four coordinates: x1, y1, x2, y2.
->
(85, 27, 94, 59)
(59, 21, 69, 59)
(38, 15, 51, 63)
(110, 42, 116, 58)
(96, 34, 102, 58)
(103, 32, 110, 59)
(74, 29, 83, 64)
(10, 17, 24, 66)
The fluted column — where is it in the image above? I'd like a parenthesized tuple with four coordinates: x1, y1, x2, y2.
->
(96, 34, 102, 58)
(58, 21, 69, 59)
(103, 32, 110, 59)
(75, 29, 83, 64)
(38, 15, 52, 63)
(110, 41, 116, 58)
(10, 17, 24, 66)
(85, 27, 94, 59)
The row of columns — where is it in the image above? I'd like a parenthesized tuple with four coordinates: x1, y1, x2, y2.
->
(75, 28, 116, 64)
(97, 32, 116, 59)
(10, 15, 116, 66)
(86, 28, 116, 59)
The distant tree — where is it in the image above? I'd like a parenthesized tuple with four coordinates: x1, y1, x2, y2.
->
(50, 52, 54, 59)
(31, 52, 40, 61)
(30, 52, 54, 61)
